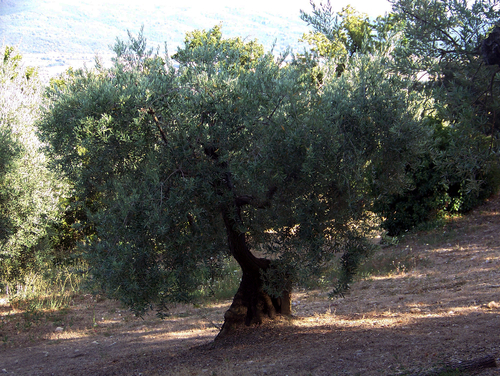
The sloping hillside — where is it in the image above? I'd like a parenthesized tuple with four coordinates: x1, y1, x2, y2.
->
(1, 194, 499, 375)
(1, 0, 309, 79)
(1, 0, 308, 55)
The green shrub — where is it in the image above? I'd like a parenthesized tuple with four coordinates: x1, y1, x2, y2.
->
(372, 118, 500, 236)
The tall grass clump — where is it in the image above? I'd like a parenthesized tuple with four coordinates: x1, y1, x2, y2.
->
(193, 257, 242, 302)
(6, 263, 88, 311)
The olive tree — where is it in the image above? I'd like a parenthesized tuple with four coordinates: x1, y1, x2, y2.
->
(39, 27, 425, 337)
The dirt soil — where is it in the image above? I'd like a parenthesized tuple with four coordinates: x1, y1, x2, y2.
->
(1, 196, 500, 376)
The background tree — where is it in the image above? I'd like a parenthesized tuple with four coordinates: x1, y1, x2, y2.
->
(371, 0, 500, 235)
(299, 1, 402, 76)
(0, 107, 19, 247)
(173, 24, 265, 69)
(0, 46, 66, 289)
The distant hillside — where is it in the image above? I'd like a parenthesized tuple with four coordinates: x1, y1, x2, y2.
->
(1, 0, 309, 56)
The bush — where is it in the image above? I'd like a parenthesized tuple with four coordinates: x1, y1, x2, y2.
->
(372, 117, 500, 236)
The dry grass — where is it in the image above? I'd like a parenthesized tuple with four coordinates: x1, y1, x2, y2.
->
(1, 194, 499, 375)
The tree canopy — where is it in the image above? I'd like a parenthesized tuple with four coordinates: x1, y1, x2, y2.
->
(37, 18, 428, 334)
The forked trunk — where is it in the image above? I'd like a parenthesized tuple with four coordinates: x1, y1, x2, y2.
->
(217, 205, 292, 339)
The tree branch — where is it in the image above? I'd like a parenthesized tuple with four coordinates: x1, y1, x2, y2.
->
(399, 6, 461, 51)
(472, 66, 500, 105)
(140, 107, 169, 145)
(412, 354, 497, 376)
(265, 95, 285, 124)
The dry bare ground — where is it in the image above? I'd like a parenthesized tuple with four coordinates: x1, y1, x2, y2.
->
(1, 195, 499, 375)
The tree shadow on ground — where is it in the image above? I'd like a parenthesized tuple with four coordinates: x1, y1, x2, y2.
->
(3, 306, 496, 376)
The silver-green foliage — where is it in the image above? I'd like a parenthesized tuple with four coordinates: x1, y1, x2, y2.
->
(38, 27, 425, 315)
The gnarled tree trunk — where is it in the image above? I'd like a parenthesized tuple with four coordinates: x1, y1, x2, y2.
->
(216, 204, 292, 339)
